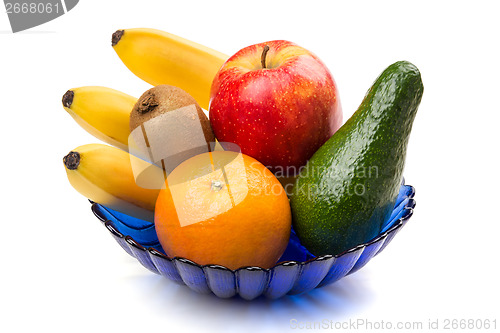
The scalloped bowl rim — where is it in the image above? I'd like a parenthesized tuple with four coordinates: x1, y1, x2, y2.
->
(91, 190, 415, 274)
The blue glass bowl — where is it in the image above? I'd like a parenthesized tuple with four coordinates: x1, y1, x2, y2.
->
(91, 181, 416, 300)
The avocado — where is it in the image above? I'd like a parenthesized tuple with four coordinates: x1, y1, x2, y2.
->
(290, 61, 423, 256)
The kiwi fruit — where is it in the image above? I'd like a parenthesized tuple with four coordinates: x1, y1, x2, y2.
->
(129, 85, 216, 174)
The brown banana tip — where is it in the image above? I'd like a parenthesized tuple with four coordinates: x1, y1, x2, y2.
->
(63, 151, 80, 170)
(62, 90, 74, 108)
(111, 29, 124, 46)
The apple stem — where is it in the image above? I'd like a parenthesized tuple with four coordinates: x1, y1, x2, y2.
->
(261, 45, 270, 69)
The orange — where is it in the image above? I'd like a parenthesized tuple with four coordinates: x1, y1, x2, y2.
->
(154, 150, 291, 270)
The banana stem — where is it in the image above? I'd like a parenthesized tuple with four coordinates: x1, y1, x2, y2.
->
(261, 45, 270, 69)
(112, 30, 125, 47)
(62, 90, 74, 108)
(63, 151, 81, 170)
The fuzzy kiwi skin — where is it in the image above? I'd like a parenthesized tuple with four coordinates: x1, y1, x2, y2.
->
(130, 85, 216, 172)
(130, 85, 215, 143)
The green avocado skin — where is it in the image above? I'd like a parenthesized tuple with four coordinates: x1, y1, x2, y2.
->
(290, 61, 424, 256)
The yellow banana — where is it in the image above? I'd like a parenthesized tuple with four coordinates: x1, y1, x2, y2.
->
(63, 143, 166, 222)
(111, 28, 229, 110)
(62, 86, 137, 151)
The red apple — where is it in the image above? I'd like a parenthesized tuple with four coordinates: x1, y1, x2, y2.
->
(209, 40, 342, 177)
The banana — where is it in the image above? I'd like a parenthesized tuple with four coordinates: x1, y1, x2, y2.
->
(111, 28, 229, 110)
(63, 143, 166, 222)
(62, 86, 137, 151)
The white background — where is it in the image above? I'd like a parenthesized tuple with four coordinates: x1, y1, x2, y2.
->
(1, 1, 499, 332)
